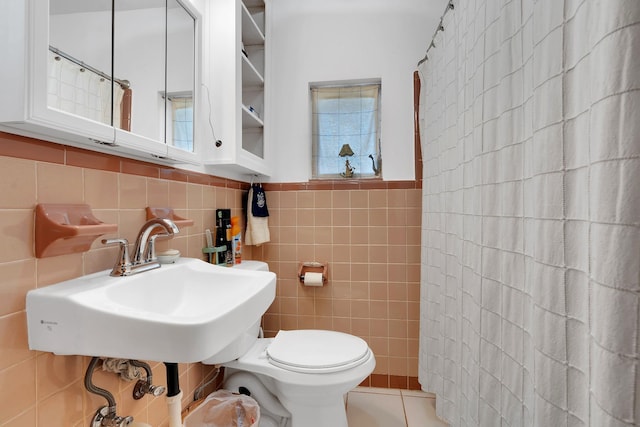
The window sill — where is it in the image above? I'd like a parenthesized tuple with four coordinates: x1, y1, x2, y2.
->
(311, 175, 381, 182)
(262, 178, 421, 191)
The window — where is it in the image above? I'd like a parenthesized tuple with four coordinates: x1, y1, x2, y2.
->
(165, 93, 193, 152)
(311, 82, 381, 179)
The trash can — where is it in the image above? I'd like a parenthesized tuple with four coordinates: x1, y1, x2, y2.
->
(184, 390, 260, 427)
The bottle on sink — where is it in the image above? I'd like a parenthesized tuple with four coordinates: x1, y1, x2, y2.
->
(230, 216, 242, 265)
(215, 209, 231, 265)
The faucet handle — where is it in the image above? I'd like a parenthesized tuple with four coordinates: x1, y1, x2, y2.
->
(102, 238, 128, 246)
(102, 238, 132, 276)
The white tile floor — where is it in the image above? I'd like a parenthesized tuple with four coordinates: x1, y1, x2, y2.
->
(345, 387, 449, 427)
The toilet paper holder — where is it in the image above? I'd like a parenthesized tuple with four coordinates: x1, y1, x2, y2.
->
(298, 262, 328, 284)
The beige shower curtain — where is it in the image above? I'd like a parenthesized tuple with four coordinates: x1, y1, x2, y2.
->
(418, 0, 640, 425)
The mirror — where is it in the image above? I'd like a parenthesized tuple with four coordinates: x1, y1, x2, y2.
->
(48, 0, 115, 127)
(114, 0, 166, 141)
(48, 0, 196, 150)
(166, 0, 196, 152)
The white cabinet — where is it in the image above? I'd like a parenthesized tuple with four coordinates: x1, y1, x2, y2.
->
(0, 0, 201, 165)
(205, 0, 270, 176)
(0, 1, 118, 151)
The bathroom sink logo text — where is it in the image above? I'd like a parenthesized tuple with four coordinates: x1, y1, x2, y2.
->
(40, 319, 58, 331)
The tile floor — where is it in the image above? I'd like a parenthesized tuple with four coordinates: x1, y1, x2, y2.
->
(345, 387, 449, 427)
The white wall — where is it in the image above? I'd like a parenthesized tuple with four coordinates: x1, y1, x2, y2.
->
(266, 0, 442, 182)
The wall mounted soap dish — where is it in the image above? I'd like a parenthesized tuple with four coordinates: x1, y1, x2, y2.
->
(146, 207, 194, 229)
(35, 204, 118, 258)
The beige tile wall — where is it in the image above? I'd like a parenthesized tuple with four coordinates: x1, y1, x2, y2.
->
(0, 154, 242, 427)
(0, 131, 423, 426)
(247, 187, 422, 389)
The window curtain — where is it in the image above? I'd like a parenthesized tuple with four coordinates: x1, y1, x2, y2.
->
(170, 97, 194, 151)
(311, 84, 380, 177)
(418, 0, 640, 426)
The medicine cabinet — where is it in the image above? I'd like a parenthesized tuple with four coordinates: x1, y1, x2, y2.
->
(0, 0, 201, 164)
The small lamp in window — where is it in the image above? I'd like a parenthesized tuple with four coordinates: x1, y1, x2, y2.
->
(338, 144, 355, 178)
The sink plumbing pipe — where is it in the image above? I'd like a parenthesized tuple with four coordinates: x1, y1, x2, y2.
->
(84, 357, 134, 427)
(193, 365, 221, 401)
(165, 362, 183, 427)
(130, 360, 167, 400)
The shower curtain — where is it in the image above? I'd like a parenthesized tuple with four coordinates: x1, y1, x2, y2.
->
(48, 51, 125, 128)
(417, 0, 639, 426)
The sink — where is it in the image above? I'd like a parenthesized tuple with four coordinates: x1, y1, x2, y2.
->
(26, 258, 276, 363)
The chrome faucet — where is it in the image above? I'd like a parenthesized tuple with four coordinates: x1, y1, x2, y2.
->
(102, 218, 179, 276)
(132, 218, 180, 264)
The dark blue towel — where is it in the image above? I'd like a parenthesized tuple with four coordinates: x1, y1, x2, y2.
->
(251, 184, 269, 217)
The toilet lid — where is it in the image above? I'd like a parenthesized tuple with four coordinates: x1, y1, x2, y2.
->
(266, 330, 371, 374)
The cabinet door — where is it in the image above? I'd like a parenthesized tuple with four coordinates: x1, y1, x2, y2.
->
(112, 0, 168, 157)
(30, 0, 116, 145)
(165, 0, 199, 163)
(1, 0, 203, 164)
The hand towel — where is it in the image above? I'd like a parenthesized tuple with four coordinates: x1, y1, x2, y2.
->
(245, 186, 270, 246)
(251, 184, 270, 217)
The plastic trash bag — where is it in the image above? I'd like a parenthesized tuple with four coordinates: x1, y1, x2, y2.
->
(184, 390, 260, 427)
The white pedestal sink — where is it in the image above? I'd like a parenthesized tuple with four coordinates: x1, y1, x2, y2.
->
(26, 258, 276, 363)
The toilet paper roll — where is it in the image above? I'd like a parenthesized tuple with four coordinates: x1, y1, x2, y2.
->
(303, 272, 324, 286)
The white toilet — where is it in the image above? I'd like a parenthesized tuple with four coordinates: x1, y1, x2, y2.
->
(201, 260, 376, 427)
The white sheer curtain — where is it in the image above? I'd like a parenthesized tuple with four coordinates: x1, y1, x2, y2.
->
(418, 0, 640, 426)
(311, 84, 380, 178)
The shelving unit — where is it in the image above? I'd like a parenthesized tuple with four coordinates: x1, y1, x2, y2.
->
(206, 0, 269, 175)
(240, 0, 265, 159)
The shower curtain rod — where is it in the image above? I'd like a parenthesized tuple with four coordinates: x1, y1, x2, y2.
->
(417, 0, 454, 67)
(49, 45, 130, 89)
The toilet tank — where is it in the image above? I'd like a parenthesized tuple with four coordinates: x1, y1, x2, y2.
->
(201, 260, 269, 365)
(232, 260, 269, 272)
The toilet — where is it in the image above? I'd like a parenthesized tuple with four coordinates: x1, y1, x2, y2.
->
(201, 261, 376, 427)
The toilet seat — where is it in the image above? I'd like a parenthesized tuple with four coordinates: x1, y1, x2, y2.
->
(266, 330, 371, 374)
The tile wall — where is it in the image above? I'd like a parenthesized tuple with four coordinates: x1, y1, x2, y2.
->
(0, 132, 241, 427)
(248, 181, 423, 389)
(0, 130, 423, 426)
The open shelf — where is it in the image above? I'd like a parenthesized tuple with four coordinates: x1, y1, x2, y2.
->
(242, 105, 264, 128)
(242, 55, 264, 87)
(241, 2, 265, 45)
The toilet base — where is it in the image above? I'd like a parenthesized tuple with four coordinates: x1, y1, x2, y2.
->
(224, 369, 350, 427)
(279, 394, 348, 427)
(219, 336, 375, 427)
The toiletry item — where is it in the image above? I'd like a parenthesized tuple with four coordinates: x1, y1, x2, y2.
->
(215, 209, 231, 265)
(302, 272, 324, 286)
(157, 249, 180, 264)
(225, 219, 233, 267)
(230, 216, 242, 264)
(205, 228, 213, 248)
